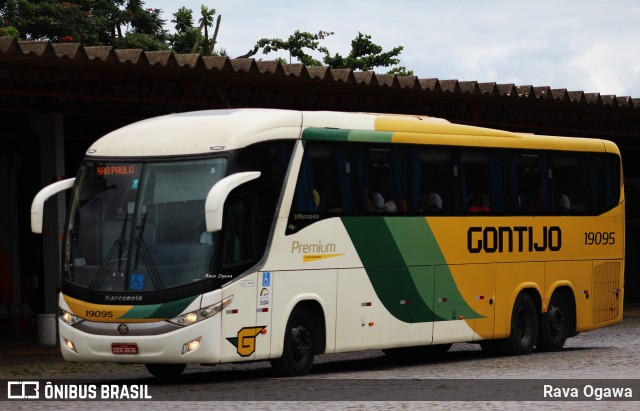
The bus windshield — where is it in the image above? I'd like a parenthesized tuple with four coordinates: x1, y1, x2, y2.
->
(64, 158, 227, 294)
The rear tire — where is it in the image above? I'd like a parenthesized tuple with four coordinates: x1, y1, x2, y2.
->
(145, 363, 186, 379)
(536, 291, 571, 351)
(271, 307, 315, 376)
(501, 292, 538, 355)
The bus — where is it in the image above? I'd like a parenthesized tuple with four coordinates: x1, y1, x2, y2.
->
(31, 109, 624, 378)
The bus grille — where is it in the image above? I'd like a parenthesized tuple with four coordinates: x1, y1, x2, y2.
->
(592, 261, 621, 324)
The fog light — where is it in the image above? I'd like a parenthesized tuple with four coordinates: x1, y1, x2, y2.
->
(64, 338, 77, 353)
(182, 337, 201, 355)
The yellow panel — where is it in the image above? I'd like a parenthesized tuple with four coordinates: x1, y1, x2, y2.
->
(493, 262, 545, 338)
(374, 115, 608, 152)
(544, 261, 591, 330)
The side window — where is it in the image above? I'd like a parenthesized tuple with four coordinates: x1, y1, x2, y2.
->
(354, 145, 407, 213)
(410, 147, 457, 214)
(592, 154, 620, 213)
(551, 152, 590, 214)
(222, 195, 257, 274)
(296, 142, 353, 214)
(461, 149, 503, 214)
(289, 142, 354, 233)
(510, 151, 550, 214)
(229, 140, 294, 263)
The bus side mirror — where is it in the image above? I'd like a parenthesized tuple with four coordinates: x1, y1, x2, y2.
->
(31, 178, 76, 234)
(205, 171, 261, 233)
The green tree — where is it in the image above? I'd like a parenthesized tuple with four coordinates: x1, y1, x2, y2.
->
(239, 30, 333, 64)
(168, 4, 223, 56)
(168, 6, 198, 53)
(323, 32, 409, 73)
(0, 25, 19, 37)
(241, 30, 411, 74)
(125, 0, 165, 39)
(191, 5, 213, 54)
(0, 0, 166, 49)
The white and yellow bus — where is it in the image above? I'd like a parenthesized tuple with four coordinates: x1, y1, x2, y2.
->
(31, 109, 624, 377)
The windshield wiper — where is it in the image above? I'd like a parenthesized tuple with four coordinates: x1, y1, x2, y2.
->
(85, 212, 129, 297)
(132, 212, 166, 298)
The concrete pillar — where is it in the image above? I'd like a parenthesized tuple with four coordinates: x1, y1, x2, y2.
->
(30, 113, 66, 315)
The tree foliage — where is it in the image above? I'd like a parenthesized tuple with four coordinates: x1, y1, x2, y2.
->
(167, 6, 198, 54)
(168, 4, 223, 55)
(0, 2, 412, 73)
(241, 30, 411, 75)
(245, 30, 333, 65)
(0, 0, 167, 49)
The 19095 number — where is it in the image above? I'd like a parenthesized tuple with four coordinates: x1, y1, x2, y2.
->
(584, 231, 615, 245)
(85, 310, 114, 318)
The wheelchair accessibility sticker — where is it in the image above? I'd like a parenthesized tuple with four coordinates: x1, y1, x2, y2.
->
(129, 274, 144, 290)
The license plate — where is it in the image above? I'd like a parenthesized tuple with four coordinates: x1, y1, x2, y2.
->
(111, 343, 139, 355)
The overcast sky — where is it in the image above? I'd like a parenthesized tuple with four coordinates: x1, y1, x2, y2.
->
(151, 0, 640, 98)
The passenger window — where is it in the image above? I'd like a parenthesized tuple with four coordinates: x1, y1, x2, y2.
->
(510, 152, 550, 214)
(410, 147, 457, 214)
(592, 154, 620, 213)
(290, 141, 354, 232)
(354, 146, 407, 213)
(551, 153, 590, 214)
(461, 150, 504, 214)
(293, 143, 348, 214)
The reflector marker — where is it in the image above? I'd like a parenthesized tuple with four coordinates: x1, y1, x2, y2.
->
(226, 309, 239, 314)
(475, 295, 485, 300)
(361, 302, 372, 307)
(400, 299, 411, 305)
(438, 297, 448, 303)
(257, 308, 269, 313)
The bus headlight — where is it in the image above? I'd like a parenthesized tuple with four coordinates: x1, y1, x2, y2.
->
(59, 308, 84, 326)
(169, 295, 233, 327)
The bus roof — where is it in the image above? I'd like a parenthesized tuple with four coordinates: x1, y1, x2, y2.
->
(87, 109, 303, 157)
(86, 109, 617, 158)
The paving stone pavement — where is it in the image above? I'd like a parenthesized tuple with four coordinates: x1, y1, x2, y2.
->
(2, 308, 639, 410)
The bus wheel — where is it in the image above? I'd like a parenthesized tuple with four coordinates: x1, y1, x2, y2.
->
(145, 363, 186, 379)
(501, 293, 538, 355)
(271, 307, 315, 376)
(536, 292, 570, 351)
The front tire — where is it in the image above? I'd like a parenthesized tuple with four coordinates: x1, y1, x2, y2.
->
(271, 307, 315, 376)
(145, 363, 186, 379)
(536, 291, 571, 351)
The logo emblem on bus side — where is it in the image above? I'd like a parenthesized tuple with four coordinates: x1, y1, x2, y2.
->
(117, 323, 129, 335)
(226, 326, 266, 357)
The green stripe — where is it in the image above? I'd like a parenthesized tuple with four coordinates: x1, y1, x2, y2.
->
(302, 128, 393, 143)
(121, 296, 197, 319)
(348, 130, 393, 143)
(341, 216, 481, 323)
